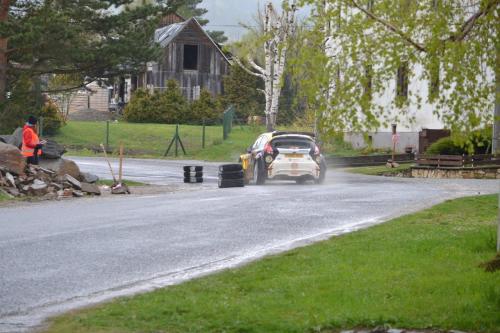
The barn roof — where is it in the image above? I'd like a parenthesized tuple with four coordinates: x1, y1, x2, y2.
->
(154, 17, 230, 64)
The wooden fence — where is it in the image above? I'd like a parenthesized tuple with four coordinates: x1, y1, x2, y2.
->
(415, 154, 500, 168)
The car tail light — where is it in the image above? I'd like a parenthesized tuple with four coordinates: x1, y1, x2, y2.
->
(264, 143, 273, 155)
(311, 144, 321, 163)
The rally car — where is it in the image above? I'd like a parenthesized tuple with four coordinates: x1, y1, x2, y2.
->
(240, 131, 327, 185)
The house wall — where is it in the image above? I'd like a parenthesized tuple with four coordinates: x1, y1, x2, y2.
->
(68, 82, 110, 114)
(344, 132, 419, 153)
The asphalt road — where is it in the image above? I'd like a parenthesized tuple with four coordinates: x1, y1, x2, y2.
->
(0, 157, 498, 332)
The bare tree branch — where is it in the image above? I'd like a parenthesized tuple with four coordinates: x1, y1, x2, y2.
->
(232, 56, 266, 79)
(448, 0, 500, 42)
(246, 56, 266, 75)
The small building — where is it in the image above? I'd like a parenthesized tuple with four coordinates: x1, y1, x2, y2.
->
(134, 14, 231, 101)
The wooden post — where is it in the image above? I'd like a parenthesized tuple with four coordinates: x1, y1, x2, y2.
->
(175, 124, 179, 157)
(106, 121, 110, 152)
(119, 142, 123, 184)
(202, 119, 206, 149)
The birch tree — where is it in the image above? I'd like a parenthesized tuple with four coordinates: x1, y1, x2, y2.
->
(235, 1, 297, 131)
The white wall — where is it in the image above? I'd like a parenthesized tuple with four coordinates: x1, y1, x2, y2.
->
(344, 132, 419, 153)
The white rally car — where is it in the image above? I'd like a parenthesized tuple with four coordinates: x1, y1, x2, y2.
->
(240, 131, 327, 185)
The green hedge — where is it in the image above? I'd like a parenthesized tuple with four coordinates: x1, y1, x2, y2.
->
(124, 80, 223, 125)
(426, 128, 492, 155)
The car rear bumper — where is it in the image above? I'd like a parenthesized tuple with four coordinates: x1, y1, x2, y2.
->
(267, 160, 320, 180)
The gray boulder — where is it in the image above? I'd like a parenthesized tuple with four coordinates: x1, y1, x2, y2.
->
(9, 128, 23, 149)
(0, 135, 11, 144)
(81, 182, 101, 195)
(0, 142, 25, 175)
(80, 172, 99, 184)
(41, 139, 66, 159)
(39, 158, 80, 179)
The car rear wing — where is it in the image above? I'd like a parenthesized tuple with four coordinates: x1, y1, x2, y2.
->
(272, 131, 315, 138)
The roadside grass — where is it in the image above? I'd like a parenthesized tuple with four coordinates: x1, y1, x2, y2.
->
(0, 191, 11, 202)
(50, 121, 265, 162)
(346, 163, 414, 176)
(95, 179, 146, 187)
(44, 195, 500, 333)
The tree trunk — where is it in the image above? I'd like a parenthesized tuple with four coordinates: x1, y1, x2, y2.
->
(0, 0, 10, 102)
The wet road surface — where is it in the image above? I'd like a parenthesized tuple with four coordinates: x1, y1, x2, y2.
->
(0, 157, 498, 332)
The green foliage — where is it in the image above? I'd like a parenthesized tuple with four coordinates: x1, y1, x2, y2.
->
(40, 100, 65, 135)
(426, 128, 492, 155)
(124, 81, 189, 124)
(0, 76, 39, 133)
(0, 0, 181, 132)
(221, 64, 264, 120)
(190, 90, 222, 123)
(426, 137, 468, 155)
(160, 80, 189, 124)
(296, 0, 497, 136)
(125, 83, 224, 125)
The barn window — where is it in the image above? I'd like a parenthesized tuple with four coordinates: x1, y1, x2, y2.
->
(183, 44, 198, 70)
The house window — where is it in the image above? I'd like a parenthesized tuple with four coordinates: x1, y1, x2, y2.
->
(364, 64, 372, 100)
(367, 0, 374, 11)
(396, 63, 409, 99)
(429, 61, 440, 99)
(183, 44, 198, 70)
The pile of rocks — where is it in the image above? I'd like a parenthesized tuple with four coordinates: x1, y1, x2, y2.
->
(0, 127, 102, 200)
(0, 164, 100, 199)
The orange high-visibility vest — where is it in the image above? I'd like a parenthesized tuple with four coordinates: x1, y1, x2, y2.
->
(22, 126, 42, 157)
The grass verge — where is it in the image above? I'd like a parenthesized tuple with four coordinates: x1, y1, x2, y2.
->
(346, 163, 413, 176)
(50, 121, 264, 162)
(96, 179, 146, 187)
(0, 191, 12, 202)
(44, 195, 500, 333)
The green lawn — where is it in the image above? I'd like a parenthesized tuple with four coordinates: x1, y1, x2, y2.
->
(49, 121, 265, 162)
(96, 179, 146, 187)
(49, 121, 371, 162)
(44, 195, 500, 333)
(346, 163, 414, 176)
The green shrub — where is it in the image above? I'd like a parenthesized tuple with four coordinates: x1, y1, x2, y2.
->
(124, 81, 188, 124)
(189, 90, 222, 124)
(40, 100, 64, 135)
(426, 137, 465, 155)
(426, 128, 492, 155)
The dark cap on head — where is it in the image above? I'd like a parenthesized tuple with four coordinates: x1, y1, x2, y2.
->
(27, 116, 37, 126)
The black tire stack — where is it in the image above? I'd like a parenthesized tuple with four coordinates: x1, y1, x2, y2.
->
(218, 164, 244, 188)
(183, 166, 203, 183)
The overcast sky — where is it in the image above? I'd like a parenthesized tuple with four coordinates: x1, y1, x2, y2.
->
(201, 0, 312, 41)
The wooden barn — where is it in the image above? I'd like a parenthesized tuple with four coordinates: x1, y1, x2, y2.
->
(134, 14, 231, 101)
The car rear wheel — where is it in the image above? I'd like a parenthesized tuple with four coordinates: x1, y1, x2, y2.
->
(315, 160, 327, 184)
(253, 158, 266, 185)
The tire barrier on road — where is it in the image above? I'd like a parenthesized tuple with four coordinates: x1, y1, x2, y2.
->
(218, 164, 244, 188)
(183, 166, 203, 184)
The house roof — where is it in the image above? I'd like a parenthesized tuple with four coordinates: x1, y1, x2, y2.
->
(154, 17, 230, 65)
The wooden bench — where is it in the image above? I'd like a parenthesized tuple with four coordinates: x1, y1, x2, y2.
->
(415, 154, 464, 167)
